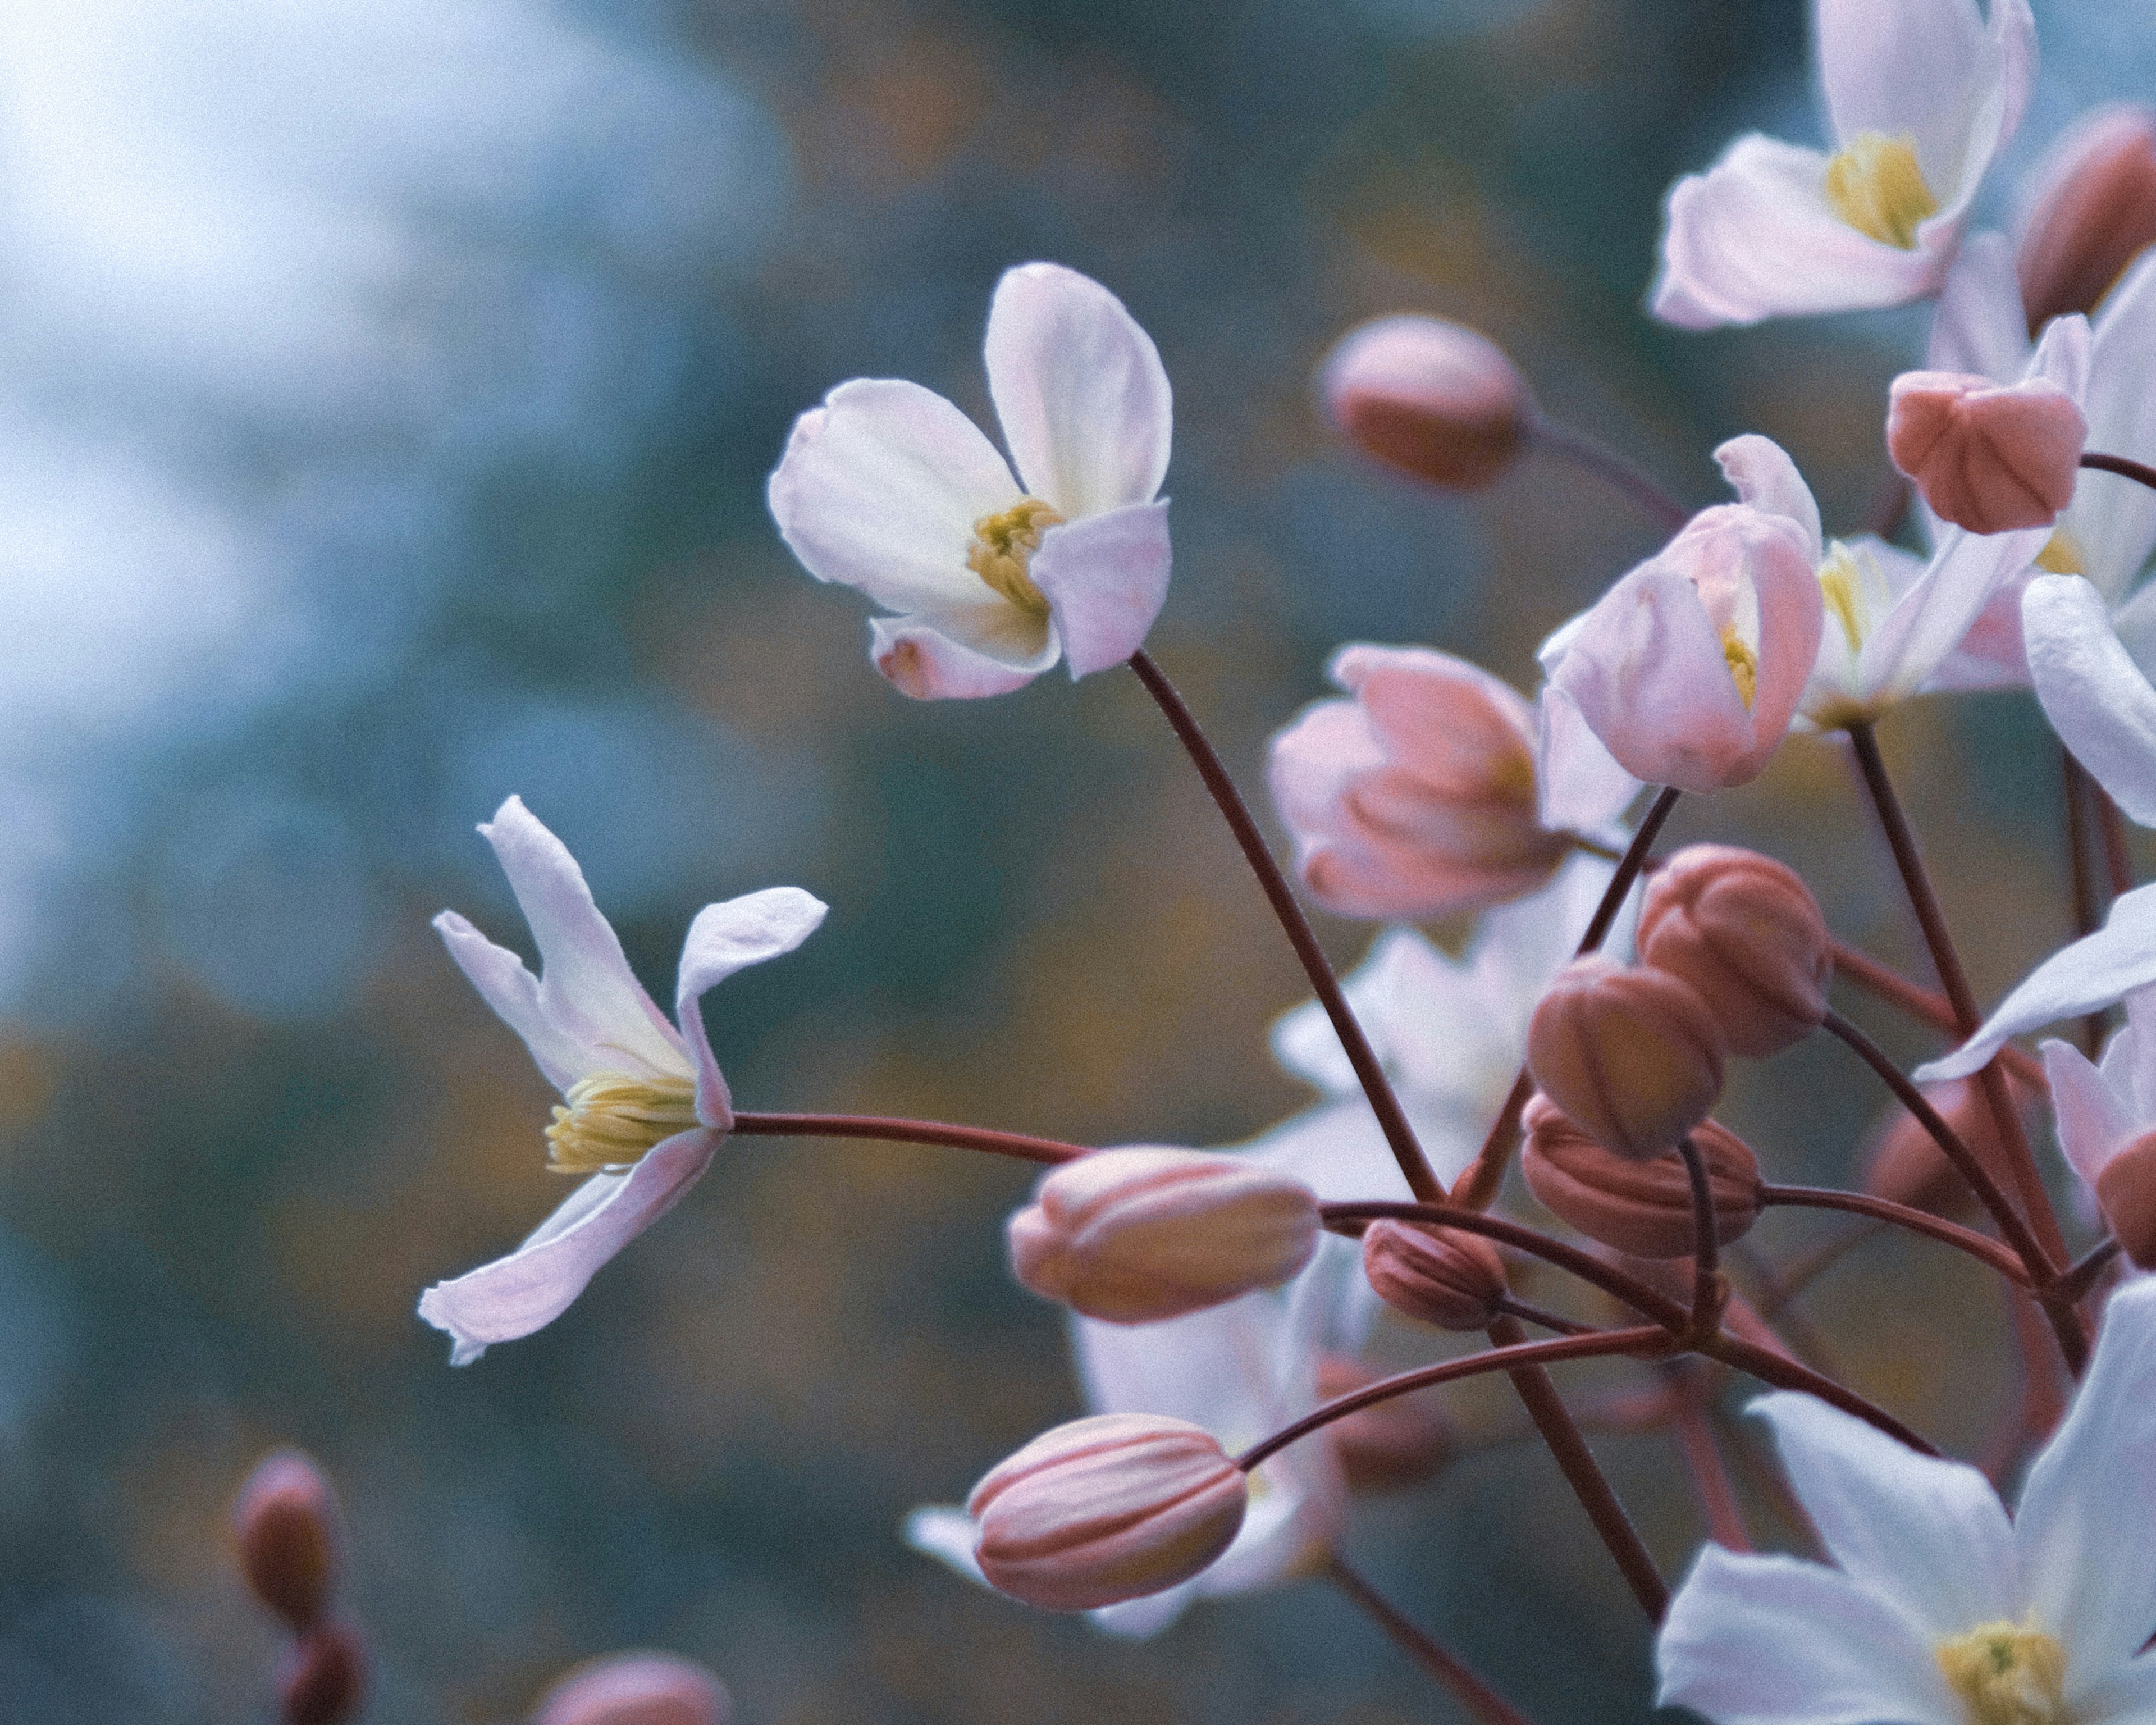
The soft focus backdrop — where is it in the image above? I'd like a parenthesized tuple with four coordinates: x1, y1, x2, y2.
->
(1, 0, 2150, 1718)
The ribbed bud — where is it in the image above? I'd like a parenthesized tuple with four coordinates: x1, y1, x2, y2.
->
(1526, 956, 1726, 1160)
(1886, 369, 2085, 535)
(233, 1450, 340, 1633)
(1359, 1220, 1508, 1330)
(1860, 1075, 2027, 1219)
(1319, 314, 1531, 491)
(1520, 1094, 1762, 1258)
(967, 1414, 1248, 1611)
(1007, 1148, 1321, 1324)
(532, 1653, 732, 1725)
(1314, 1356, 1455, 1492)
(1636, 845, 1831, 1058)
(2095, 1134, 2156, 1271)
(2016, 105, 2156, 326)
(278, 1623, 367, 1725)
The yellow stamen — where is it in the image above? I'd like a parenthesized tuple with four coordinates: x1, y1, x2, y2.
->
(1817, 542, 1869, 656)
(1824, 131, 1939, 249)
(966, 498, 1063, 614)
(1721, 628, 1758, 709)
(1935, 1621, 2067, 1725)
(546, 1070, 699, 1175)
(2036, 528, 2086, 575)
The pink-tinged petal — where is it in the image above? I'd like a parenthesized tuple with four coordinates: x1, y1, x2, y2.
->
(2112, 987, 2156, 1122)
(674, 887, 827, 1126)
(867, 605, 1058, 700)
(1027, 499, 1172, 677)
(1657, 1545, 1961, 1725)
(2031, 309, 2094, 403)
(1535, 684, 1641, 837)
(1858, 522, 2050, 706)
(2014, 1276, 2156, 1682)
(1887, 374, 2084, 536)
(769, 377, 1022, 616)
(1928, 231, 2031, 381)
(1916, 882, 2156, 1081)
(1088, 1585, 1198, 1639)
(476, 797, 686, 1083)
(432, 910, 586, 1093)
(1716, 435, 1822, 559)
(1752, 1392, 2017, 1641)
(1924, 572, 2031, 692)
(1653, 136, 1955, 330)
(417, 1126, 721, 1365)
(2040, 1037, 2136, 1190)
(2025, 573, 2156, 825)
(984, 263, 1171, 521)
(1819, 0, 1988, 167)
(904, 1505, 990, 1586)
(2073, 253, 2156, 602)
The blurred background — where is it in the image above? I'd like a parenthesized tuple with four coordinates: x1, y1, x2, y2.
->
(0, 0, 2150, 1717)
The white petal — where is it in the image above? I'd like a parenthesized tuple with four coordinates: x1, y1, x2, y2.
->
(2041, 1037, 2136, 1190)
(1088, 1585, 1198, 1639)
(1928, 231, 2032, 380)
(768, 377, 1022, 615)
(2025, 574, 2156, 825)
(1028, 500, 1172, 677)
(903, 1506, 990, 1586)
(867, 606, 1057, 700)
(983, 263, 1171, 521)
(1658, 1545, 1961, 1725)
(2015, 1277, 2156, 1681)
(417, 1127, 720, 1364)
(673, 887, 827, 1126)
(1916, 882, 2156, 1080)
(432, 910, 587, 1093)
(476, 797, 687, 1083)
(1858, 522, 2049, 709)
(1753, 1393, 2016, 1641)
(2115, 987, 2156, 1123)
(1818, 0, 1999, 192)
(1242, 1097, 1423, 1203)
(1074, 1292, 1278, 1435)
(2031, 311, 2093, 406)
(2062, 1651, 2156, 1723)
(1716, 435, 1823, 560)
(2075, 253, 2156, 603)
(1536, 683, 1642, 837)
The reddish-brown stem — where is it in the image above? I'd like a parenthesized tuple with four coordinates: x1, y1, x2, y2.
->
(1728, 1238, 1843, 1376)
(1678, 1135, 1725, 1344)
(727, 1112, 1085, 1165)
(1528, 415, 1692, 532)
(1826, 941, 2048, 1092)
(1495, 1296, 1598, 1336)
(2081, 449, 2156, 492)
(1698, 1332, 1938, 1455)
(1757, 1185, 2032, 1286)
(1324, 1557, 1539, 1725)
(1748, 1221, 1883, 1318)
(2054, 1236, 2123, 1304)
(1667, 1380, 1752, 1551)
(1128, 649, 1442, 1203)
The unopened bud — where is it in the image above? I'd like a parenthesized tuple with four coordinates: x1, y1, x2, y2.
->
(1319, 314, 1531, 491)
(532, 1653, 732, 1725)
(1314, 1356, 1455, 1492)
(1636, 845, 1831, 1058)
(1526, 956, 1726, 1160)
(278, 1623, 367, 1725)
(2017, 105, 2156, 326)
(1886, 369, 2085, 535)
(1860, 1075, 2029, 1219)
(1360, 1220, 1508, 1330)
(2095, 1133, 2156, 1271)
(1520, 1094, 1762, 1258)
(1008, 1148, 1321, 1324)
(968, 1414, 1248, 1611)
(234, 1450, 340, 1633)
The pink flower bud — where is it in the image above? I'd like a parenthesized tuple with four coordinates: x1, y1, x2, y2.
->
(1359, 1220, 1508, 1330)
(1520, 1094, 1762, 1258)
(2095, 1133, 2156, 1271)
(1636, 845, 1830, 1058)
(1007, 1148, 1320, 1324)
(1267, 645, 1570, 920)
(1526, 957, 1726, 1160)
(2016, 105, 2156, 326)
(278, 1623, 367, 1725)
(1860, 1073, 2034, 1220)
(532, 1653, 732, 1725)
(1319, 314, 1531, 491)
(1887, 369, 2085, 535)
(967, 1414, 1248, 1611)
(233, 1450, 341, 1633)
(1314, 1356, 1455, 1493)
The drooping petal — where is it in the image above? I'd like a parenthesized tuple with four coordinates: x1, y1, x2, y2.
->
(1026, 499, 1172, 677)
(432, 910, 588, 1094)
(867, 606, 1058, 700)
(1716, 434, 1824, 560)
(984, 263, 1172, 522)
(1856, 521, 2050, 709)
(1752, 1392, 2017, 1641)
(2040, 1037, 2136, 1190)
(1657, 1545, 1961, 1725)
(768, 377, 1024, 616)
(673, 887, 828, 1126)
(417, 1127, 721, 1365)
(1536, 684, 1642, 837)
(2024, 573, 2156, 825)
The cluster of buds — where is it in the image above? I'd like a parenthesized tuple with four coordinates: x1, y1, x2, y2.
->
(231, 1451, 367, 1725)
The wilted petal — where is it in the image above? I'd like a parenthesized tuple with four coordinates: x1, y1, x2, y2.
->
(674, 888, 829, 1125)
(1027, 500, 1173, 677)
(869, 608, 1057, 701)
(2025, 573, 2156, 825)
(1717, 434, 1824, 559)
(2041, 1037, 2135, 1189)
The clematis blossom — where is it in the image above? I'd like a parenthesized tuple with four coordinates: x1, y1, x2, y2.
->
(419, 797, 826, 1365)
(1652, 0, 2035, 328)
(1660, 1275, 2156, 1725)
(768, 262, 1173, 699)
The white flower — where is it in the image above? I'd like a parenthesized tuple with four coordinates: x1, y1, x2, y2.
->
(767, 262, 1173, 700)
(1660, 1276, 2156, 1725)
(2042, 984, 2156, 1206)
(1651, 0, 2035, 329)
(419, 796, 826, 1364)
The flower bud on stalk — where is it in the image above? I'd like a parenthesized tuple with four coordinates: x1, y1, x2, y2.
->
(1520, 1095, 1762, 1259)
(1007, 1148, 1321, 1324)
(1313, 1356, 1456, 1492)
(969, 1414, 1248, 1610)
(1886, 370, 2085, 535)
(2095, 1134, 2156, 1271)
(1359, 1219, 1508, 1330)
(278, 1623, 367, 1725)
(1527, 956, 1728, 1160)
(2017, 105, 2156, 325)
(233, 1450, 341, 1634)
(1861, 1074, 2031, 1220)
(1636, 845, 1831, 1058)
(1319, 314, 1531, 491)
(533, 1653, 733, 1725)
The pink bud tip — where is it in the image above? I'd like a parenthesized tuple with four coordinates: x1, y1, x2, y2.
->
(1319, 314, 1531, 491)
(1359, 1220, 1508, 1330)
(278, 1622, 367, 1725)
(1636, 845, 1830, 1058)
(233, 1450, 341, 1633)
(2017, 105, 2156, 326)
(1525, 956, 1727, 1160)
(531, 1653, 733, 1725)
(1520, 1095, 1762, 1259)
(1886, 369, 2085, 535)
(967, 1413, 1248, 1611)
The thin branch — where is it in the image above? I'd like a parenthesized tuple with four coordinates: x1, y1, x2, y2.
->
(1758, 1185, 2031, 1285)
(1528, 414, 1692, 531)
(1826, 941, 2048, 1092)
(728, 1112, 1085, 1165)
(1325, 1557, 1538, 1725)
(2081, 449, 2156, 492)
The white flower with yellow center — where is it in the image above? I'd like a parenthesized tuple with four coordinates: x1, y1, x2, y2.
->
(1652, 0, 2035, 329)
(418, 796, 825, 1365)
(1660, 1276, 2156, 1725)
(768, 262, 1173, 700)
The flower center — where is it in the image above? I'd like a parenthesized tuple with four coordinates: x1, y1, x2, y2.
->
(967, 498, 1063, 615)
(546, 1070, 699, 1175)
(1934, 1621, 2067, 1725)
(1824, 131, 1939, 249)
(1817, 541, 1871, 656)
(1721, 628, 1758, 709)
(2036, 529, 2086, 575)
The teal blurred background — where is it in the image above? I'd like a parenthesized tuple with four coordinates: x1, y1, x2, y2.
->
(1, 0, 2152, 1717)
